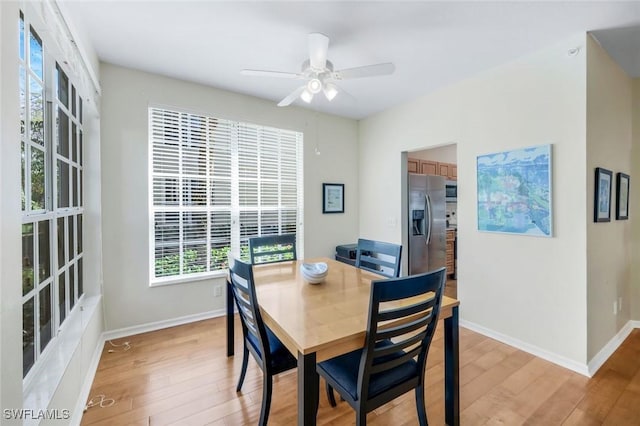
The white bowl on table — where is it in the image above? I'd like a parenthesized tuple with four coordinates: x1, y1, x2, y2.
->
(300, 262, 328, 284)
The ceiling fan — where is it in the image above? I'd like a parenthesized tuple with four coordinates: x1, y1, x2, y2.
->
(241, 33, 395, 107)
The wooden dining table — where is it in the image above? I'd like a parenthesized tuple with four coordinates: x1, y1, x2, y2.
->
(226, 257, 460, 426)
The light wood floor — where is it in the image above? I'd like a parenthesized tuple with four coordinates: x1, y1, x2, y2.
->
(81, 313, 640, 425)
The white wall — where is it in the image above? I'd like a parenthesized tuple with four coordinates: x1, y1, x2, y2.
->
(99, 63, 359, 331)
(585, 36, 634, 359)
(0, 2, 24, 422)
(359, 34, 589, 366)
(631, 79, 640, 321)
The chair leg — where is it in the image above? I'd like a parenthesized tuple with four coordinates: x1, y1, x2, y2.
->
(356, 410, 367, 426)
(259, 373, 273, 426)
(236, 344, 249, 392)
(325, 382, 337, 407)
(415, 384, 428, 426)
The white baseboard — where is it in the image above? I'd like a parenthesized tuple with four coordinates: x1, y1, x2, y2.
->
(102, 308, 226, 341)
(69, 338, 105, 426)
(459, 319, 590, 377)
(587, 320, 637, 376)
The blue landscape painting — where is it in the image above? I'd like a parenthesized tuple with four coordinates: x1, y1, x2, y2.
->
(477, 145, 552, 237)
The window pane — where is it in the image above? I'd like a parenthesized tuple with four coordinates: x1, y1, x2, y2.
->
(260, 211, 279, 235)
(21, 143, 26, 210)
(31, 146, 45, 210)
(153, 177, 178, 206)
(56, 64, 68, 107)
(19, 14, 25, 60)
(77, 258, 83, 298)
(72, 85, 77, 117)
(79, 97, 83, 124)
(183, 245, 206, 275)
(69, 264, 75, 310)
(183, 212, 206, 273)
(29, 26, 43, 79)
(77, 214, 83, 254)
(72, 123, 77, 163)
(79, 170, 83, 206)
(239, 180, 258, 206)
(68, 215, 75, 260)
(57, 108, 69, 157)
(183, 178, 206, 206)
(29, 76, 44, 146)
(72, 166, 78, 207)
(57, 160, 69, 208)
(239, 211, 258, 262)
(58, 271, 66, 324)
(154, 212, 180, 277)
(39, 284, 53, 352)
(79, 131, 83, 166)
(22, 223, 34, 296)
(20, 66, 25, 136)
(23, 297, 35, 377)
(38, 220, 50, 282)
(282, 209, 297, 234)
(57, 217, 65, 269)
(211, 212, 231, 270)
(211, 179, 231, 206)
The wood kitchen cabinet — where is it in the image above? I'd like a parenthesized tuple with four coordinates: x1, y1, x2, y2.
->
(438, 162, 451, 178)
(407, 158, 457, 181)
(407, 158, 419, 173)
(419, 160, 438, 175)
(449, 164, 457, 180)
(446, 229, 456, 277)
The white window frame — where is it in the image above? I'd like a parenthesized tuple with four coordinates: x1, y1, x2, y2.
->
(148, 106, 304, 286)
(19, 10, 85, 384)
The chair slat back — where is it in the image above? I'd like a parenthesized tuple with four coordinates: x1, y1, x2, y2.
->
(355, 239, 402, 278)
(249, 234, 297, 265)
(229, 258, 269, 359)
(357, 267, 446, 402)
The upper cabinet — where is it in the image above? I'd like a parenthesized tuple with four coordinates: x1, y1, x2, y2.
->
(409, 158, 457, 181)
(420, 160, 438, 175)
(408, 158, 419, 173)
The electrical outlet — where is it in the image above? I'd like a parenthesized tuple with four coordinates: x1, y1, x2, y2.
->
(214, 285, 222, 297)
(613, 301, 617, 315)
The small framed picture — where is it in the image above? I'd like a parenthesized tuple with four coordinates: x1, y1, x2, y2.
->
(594, 167, 612, 222)
(323, 183, 344, 214)
(616, 173, 630, 220)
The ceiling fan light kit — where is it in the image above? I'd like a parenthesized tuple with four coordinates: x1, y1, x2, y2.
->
(241, 33, 395, 107)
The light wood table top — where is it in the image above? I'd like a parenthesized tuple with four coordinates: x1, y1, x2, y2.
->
(253, 257, 459, 363)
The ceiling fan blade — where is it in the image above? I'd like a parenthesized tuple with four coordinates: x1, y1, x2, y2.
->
(308, 33, 329, 70)
(241, 69, 301, 79)
(277, 86, 306, 107)
(333, 62, 395, 80)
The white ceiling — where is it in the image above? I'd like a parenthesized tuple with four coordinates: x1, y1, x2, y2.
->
(61, 1, 640, 120)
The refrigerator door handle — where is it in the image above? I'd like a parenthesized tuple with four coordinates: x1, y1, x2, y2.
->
(425, 194, 432, 245)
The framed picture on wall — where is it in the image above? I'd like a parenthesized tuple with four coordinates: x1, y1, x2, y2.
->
(616, 172, 630, 220)
(323, 183, 344, 213)
(594, 167, 612, 222)
(476, 144, 553, 237)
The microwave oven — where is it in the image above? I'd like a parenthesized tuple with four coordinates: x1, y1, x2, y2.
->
(445, 180, 457, 203)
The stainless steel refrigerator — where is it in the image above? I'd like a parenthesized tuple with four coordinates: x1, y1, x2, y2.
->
(408, 173, 446, 275)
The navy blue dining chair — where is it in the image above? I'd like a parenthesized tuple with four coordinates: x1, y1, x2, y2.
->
(318, 267, 447, 426)
(228, 257, 297, 426)
(355, 238, 402, 278)
(249, 234, 297, 265)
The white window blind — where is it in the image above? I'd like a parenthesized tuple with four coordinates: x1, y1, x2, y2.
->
(150, 107, 303, 283)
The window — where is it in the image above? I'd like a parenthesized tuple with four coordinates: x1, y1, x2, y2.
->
(20, 12, 84, 379)
(150, 107, 303, 284)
